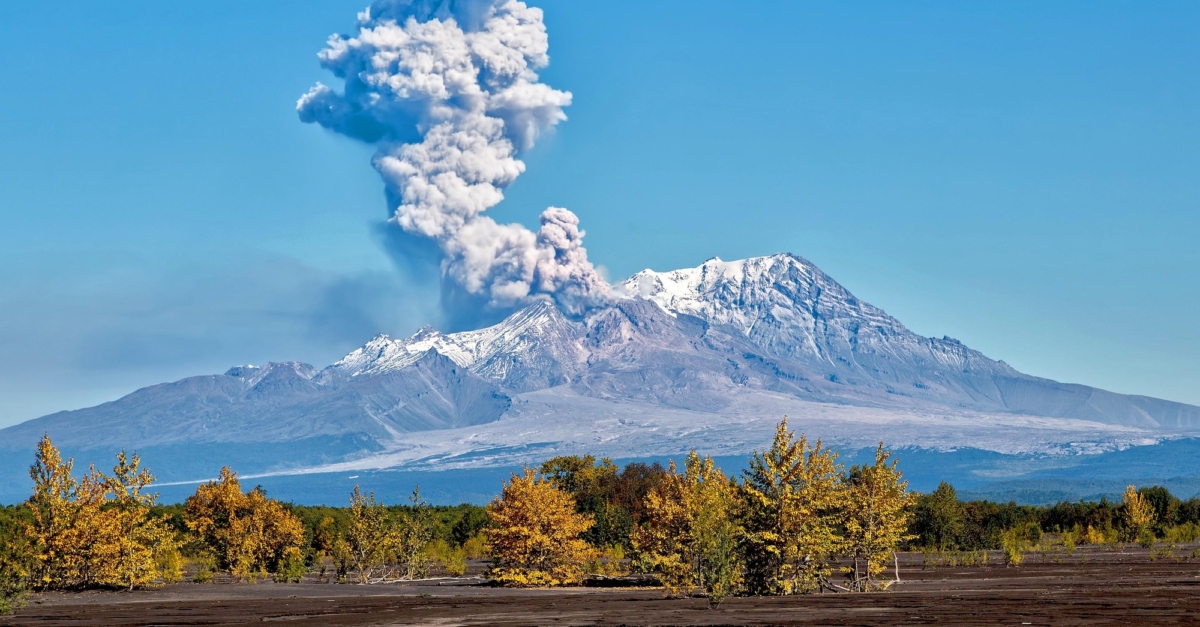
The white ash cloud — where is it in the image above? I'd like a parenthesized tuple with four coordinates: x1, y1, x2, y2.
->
(298, 0, 609, 319)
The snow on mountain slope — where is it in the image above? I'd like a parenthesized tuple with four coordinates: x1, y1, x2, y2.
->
(3, 252, 1200, 491)
(328, 300, 589, 393)
(621, 253, 1003, 373)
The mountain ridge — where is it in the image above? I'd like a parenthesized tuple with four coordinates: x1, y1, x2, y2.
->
(2, 252, 1197, 489)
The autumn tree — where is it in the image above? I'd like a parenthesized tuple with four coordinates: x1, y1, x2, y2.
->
(25, 437, 178, 590)
(484, 469, 594, 586)
(342, 485, 431, 583)
(344, 485, 392, 583)
(68, 467, 120, 588)
(183, 467, 304, 581)
(843, 444, 913, 591)
(25, 435, 79, 588)
(1120, 485, 1155, 543)
(740, 419, 848, 595)
(104, 452, 179, 590)
(393, 487, 434, 581)
(632, 451, 743, 604)
(25, 437, 121, 589)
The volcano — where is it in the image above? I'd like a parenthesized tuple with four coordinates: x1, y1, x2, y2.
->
(3, 254, 1196, 494)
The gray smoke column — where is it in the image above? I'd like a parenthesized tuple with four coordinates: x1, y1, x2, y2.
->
(298, 0, 609, 319)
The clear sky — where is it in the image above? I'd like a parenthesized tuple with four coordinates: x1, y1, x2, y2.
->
(0, 1, 1197, 428)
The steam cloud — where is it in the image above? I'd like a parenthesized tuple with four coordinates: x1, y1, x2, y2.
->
(298, 0, 609, 320)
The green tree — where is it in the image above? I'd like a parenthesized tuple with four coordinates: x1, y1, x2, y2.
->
(910, 482, 965, 550)
(1137, 486, 1178, 532)
(0, 520, 31, 615)
(541, 455, 632, 548)
(451, 507, 489, 545)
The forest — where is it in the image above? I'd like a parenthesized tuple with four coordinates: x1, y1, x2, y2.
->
(3, 418, 1199, 615)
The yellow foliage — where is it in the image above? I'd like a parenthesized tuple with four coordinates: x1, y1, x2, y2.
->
(741, 418, 848, 595)
(843, 444, 913, 591)
(25, 437, 177, 590)
(484, 468, 594, 587)
(26, 435, 82, 588)
(586, 545, 629, 577)
(1121, 485, 1155, 542)
(425, 539, 467, 577)
(342, 485, 432, 583)
(631, 451, 743, 603)
(183, 467, 304, 581)
(105, 451, 179, 590)
(462, 534, 488, 560)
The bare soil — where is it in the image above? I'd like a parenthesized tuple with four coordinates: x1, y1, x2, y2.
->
(4, 546, 1200, 626)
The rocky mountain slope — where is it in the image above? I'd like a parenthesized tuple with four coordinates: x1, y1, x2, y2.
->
(2, 253, 1197, 488)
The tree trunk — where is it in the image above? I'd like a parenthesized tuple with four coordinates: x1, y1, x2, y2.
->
(893, 551, 901, 584)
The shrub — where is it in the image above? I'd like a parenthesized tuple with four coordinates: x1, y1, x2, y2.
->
(1163, 523, 1200, 544)
(461, 535, 488, 560)
(426, 539, 467, 577)
(586, 545, 629, 577)
(156, 546, 183, 585)
(191, 556, 216, 584)
(1137, 528, 1156, 549)
(1000, 524, 1039, 567)
(0, 537, 30, 616)
(183, 468, 304, 581)
(273, 547, 306, 583)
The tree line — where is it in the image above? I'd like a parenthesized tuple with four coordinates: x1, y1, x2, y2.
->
(3, 419, 1199, 613)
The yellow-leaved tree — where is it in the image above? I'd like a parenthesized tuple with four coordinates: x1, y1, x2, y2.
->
(740, 418, 848, 595)
(343, 485, 432, 583)
(843, 443, 913, 591)
(26, 435, 80, 588)
(1120, 485, 1155, 543)
(26, 437, 120, 589)
(25, 436, 178, 590)
(344, 485, 394, 584)
(484, 469, 594, 587)
(632, 451, 743, 605)
(183, 467, 304, 581)
(105, 451, 179, 590)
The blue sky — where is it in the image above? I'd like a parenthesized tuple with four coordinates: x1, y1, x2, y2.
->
(0, 1, 1197, 427)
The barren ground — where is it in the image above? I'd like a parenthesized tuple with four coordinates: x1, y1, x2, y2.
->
(4, 546, 1200, 626)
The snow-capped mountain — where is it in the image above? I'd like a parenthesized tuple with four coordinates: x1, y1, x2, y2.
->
(3, 253, 1198, 491)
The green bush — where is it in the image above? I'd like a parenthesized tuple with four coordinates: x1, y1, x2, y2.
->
(192, 556, 217, 584)
(0, 550, 29, 616)
(273, 548, 306, 583)
(425, 539, 467, 577)
(157, 546, 184, 585)
(1137, 527, 1156, 549)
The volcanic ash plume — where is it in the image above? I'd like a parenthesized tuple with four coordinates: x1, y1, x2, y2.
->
(298, 0, 609, 318)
